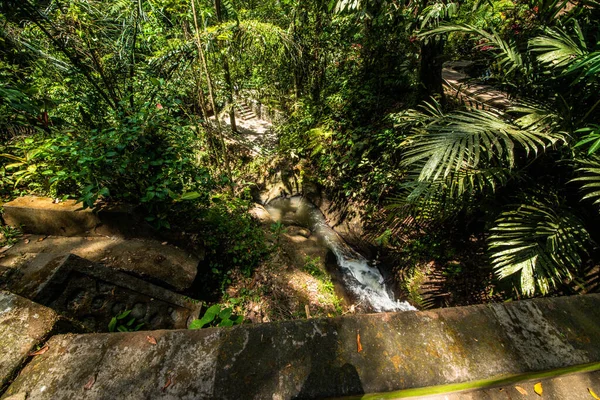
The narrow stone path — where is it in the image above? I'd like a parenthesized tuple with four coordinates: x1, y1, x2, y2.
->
(443, 61, 512, 112)
(212, 104, 278, 156)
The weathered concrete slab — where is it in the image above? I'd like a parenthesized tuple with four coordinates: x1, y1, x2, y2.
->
(3, 295, 600, 399)
(0, 253, 69, 299)
(31, 255, 201, 332)
(4, 236, 198, 291)
(2, 196, 150, 237)
(0, 291, 61, 389)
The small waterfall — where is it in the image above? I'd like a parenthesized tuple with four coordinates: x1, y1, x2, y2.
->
(265, 196, 415, 312)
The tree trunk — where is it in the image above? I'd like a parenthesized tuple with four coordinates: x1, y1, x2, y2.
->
(191, 0, 234, 194)
(214, 0, 237, 133)
(222, 57, 237, 133)
(419, 38, 445, 100)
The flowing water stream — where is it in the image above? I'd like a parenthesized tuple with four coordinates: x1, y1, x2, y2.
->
(265, 196, 415, 312)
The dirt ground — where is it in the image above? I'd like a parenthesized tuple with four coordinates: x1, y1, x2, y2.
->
(224, 208, 349, 323)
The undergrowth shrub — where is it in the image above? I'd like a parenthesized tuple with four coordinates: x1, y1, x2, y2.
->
(1, 103, 214, 228)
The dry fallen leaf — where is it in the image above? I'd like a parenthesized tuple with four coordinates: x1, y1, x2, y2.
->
(515, 386, 528, 395)
(83, 376, 95, 390)
(357, 333, 363, 353)
(28, 345, 49, 357)
(146, 336, 158, 345)
(161, 242, 168, 245)
(162, 377, 172, 392)
(589, 388, 600, 399)
(534, 382, 543, 396)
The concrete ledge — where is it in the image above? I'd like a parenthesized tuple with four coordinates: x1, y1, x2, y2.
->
(3, 294, 600, 399)
(0, 292, 63, 390)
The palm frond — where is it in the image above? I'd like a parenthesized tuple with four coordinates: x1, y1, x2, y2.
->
(567, 51, 600, 80)
(401, 107, 563, 183)
(571, 155, 600, 205)
(488, 201, 591, 296)
(420, 24, 526, 76)
(529, 26, 586, 69)
(509, 100, 565, 133)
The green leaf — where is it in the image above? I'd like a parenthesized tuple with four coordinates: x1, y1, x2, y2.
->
(188, 319, 206, 330)
(189, 304, 221, 330)
(179, 192, 202, 201)
(488, 200, 591, 297)
(218, 319, 234, 327)
(116, 310, 132, 320)
(204, 304, 221, 320)
(108, 317, 117, 332)
(219, 308, 232, 321)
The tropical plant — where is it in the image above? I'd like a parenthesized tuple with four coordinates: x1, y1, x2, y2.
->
(392, 100, 564, 210)
(389, 2, 600, 297)
(188, 303, 243, 329)
(488, 200, 592, 296)
(108, 309, 145, 332)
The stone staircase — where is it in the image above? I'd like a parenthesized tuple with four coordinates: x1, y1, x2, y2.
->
(237, 102, 257, 120)
(0, 197, 202, 334)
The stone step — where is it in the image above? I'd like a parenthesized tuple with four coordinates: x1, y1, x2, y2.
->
(0, 253, 70, 300)
(2, 196, 151, 238)
(0, 291, 71, 390)
(1, 254, 201, 332)
(237, 103, 256, 120)
(2, 235, 198, 292)
(3, 294, 600, 399)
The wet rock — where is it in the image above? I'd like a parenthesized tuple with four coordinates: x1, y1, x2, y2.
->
(249, 204, 273, 225)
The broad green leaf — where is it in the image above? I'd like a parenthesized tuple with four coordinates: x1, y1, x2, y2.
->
(179, 192, 202, 201)
(108, 317, 117, 332)
(116, 310, 132, 320)
(219, 308, 232, 320)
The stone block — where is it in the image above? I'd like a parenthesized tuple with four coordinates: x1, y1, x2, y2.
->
(2, 196, 151, 237)
(0, 253, 69, 299)
(3, 294, 600, 399)
(2, 196, 99, 236)
(0, 291, 61, 389)
(5, 236, 198, 292)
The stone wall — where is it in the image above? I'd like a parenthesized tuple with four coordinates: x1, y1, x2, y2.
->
(3, 294, 600, 399)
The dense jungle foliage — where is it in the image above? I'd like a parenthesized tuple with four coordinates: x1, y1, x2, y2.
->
(1, 0, 600, 304)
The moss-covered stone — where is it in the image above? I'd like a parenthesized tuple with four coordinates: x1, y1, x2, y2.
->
(0, 291, 61, 390)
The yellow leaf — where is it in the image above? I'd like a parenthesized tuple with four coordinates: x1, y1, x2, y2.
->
(589, 388, 600, 399)
(534, 382, 543, 396)
(515, 386, 528, 395)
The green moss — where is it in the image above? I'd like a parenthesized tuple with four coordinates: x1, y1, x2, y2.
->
(335, 361, 600, 400)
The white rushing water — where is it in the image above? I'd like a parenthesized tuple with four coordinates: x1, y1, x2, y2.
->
(265, 196, 415, 312)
